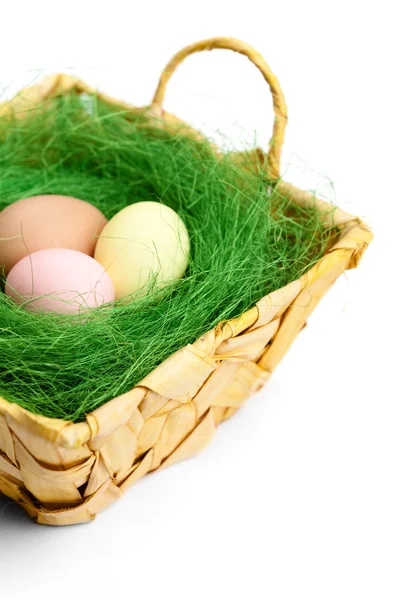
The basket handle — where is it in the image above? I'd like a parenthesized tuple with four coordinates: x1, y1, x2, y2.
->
(151, 37, 288, 180)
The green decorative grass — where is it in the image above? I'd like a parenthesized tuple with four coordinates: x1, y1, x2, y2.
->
(0, 94, 337, 421)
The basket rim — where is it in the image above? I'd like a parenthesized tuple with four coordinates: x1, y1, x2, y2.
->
(0, 73, 373, 448)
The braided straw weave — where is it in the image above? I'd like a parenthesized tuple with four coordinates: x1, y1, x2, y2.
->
(0, 38, 372, 525)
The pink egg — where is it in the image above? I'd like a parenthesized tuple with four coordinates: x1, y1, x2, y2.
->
(5, 248, 115, 314)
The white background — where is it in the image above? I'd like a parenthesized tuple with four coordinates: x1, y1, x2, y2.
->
(0, 1, 403, 599)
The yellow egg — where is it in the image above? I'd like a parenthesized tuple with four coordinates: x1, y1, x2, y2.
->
(94, 202, 190, 301)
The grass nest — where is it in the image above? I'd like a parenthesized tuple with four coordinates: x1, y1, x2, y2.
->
(0, 93, 337, 421)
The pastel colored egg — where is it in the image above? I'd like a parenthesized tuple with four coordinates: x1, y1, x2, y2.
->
(0, 194, 107, 274)
(5, 248, 115, 314)
(94, 201, 190, 302)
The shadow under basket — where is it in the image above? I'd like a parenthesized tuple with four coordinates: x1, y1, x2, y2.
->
(0, 37, 372, 526)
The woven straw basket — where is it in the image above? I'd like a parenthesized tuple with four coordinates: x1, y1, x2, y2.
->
(0, 37, 372, 526)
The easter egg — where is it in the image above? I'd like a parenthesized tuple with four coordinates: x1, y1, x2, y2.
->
(0, 194, 107, 274)
(94, 201, 190, 301)
(5, 248, 115, 314)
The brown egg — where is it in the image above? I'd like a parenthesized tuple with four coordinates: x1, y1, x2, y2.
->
(0, 195, 107, 274)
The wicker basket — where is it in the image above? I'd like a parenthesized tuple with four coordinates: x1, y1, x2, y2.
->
(0, 37, 372, 526)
